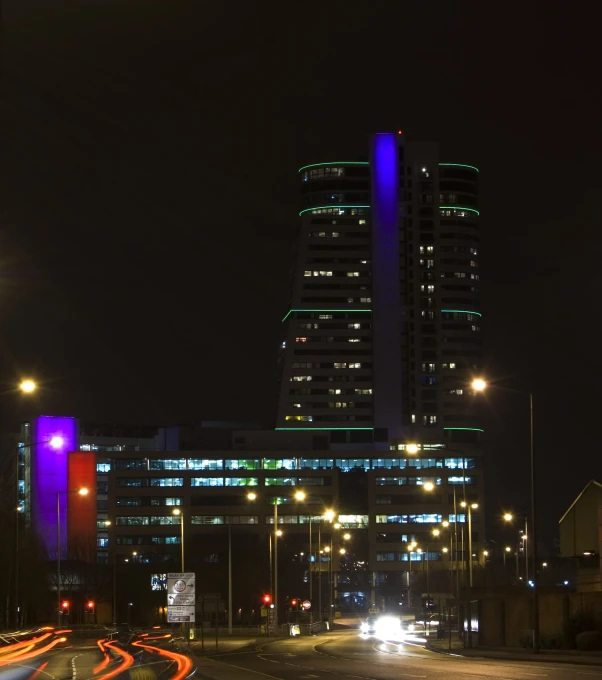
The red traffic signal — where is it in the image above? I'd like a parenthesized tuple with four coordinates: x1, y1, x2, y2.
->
(61, 601, 69, 609)
(262, 594, 272, 605)
(86, 601, 95, 611)
(290, 599, 297, 607)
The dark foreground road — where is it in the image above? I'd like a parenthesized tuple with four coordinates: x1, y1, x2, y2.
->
(0, 628, 193, 680)
(197, 629, 602, 680)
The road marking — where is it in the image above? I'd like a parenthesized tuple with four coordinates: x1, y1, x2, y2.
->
(203, 657, 284, 679)
(70, 653, 84, 680)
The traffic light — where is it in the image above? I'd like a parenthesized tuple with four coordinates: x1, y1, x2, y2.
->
(262, 594, 272, 605)
(61, 601, 70, 616)
(86, 601, 95, 614)
(290, 599, 297, 609)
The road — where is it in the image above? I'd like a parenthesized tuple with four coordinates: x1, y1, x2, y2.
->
(199, 629, 602, 680)
(0, 628, 192, 680)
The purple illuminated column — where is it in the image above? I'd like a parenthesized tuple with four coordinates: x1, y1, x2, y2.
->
(370, 133, 404, 440)
(31, 416, 78, 558)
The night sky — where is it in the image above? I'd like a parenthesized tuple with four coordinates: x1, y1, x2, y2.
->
(1, 1, 600, 545)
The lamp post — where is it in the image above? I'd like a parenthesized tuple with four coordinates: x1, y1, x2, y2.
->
(57, 486, 89, 626)
(171, 508, 185, 571)
(11, 379, 37, 628)
(473, 379, 539, 652)
(248, 490, 304, 630)
(460, 502, 478, 587)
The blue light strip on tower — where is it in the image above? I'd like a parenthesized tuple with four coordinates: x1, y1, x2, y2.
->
(441, 309, 482, 317)
(439, 206, 480, 216)
(282, 309, 372, 323)
(275, 427, 374, 431)
(298, 205, 371, 216)
(298, 161, 370, 172)
(439, 163, 479, 173)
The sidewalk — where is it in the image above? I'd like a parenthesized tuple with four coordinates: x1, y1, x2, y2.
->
(189, 635, 258, 656)
(426, 636, 602, 666)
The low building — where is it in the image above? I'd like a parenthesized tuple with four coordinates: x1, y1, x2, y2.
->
(559, 480, 602, 591)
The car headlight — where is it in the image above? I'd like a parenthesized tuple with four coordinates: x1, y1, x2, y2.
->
(360, 623, 369, 632)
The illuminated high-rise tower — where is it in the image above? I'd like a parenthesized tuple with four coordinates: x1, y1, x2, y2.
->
(276, 132, 482, 449)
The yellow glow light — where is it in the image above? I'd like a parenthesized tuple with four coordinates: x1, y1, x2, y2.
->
(406, 444, 419, 454)
(19, 379, 36, 393)
(472, 378, 487, 391)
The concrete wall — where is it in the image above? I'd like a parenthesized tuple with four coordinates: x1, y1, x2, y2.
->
(477, 589, 602, 647)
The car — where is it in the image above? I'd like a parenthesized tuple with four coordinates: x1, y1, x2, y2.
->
(360, 616, 378, 634)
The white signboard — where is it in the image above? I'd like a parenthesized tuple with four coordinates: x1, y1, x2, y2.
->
(168, 593, 195, 606)
(168, 605, 196, 623)
(167, 573, 195, 597)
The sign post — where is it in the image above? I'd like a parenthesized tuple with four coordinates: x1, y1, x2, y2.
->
(167, 572, 196, 629)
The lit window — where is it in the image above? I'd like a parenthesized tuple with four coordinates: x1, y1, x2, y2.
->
(349, 363, 361, 368)
(295, 337, 308, 343)
(348, 338, 361, 343)
(359, 220, 367, 225)
(304, 271, 311, 277)
(318, 314, 333, 319)
(329, 388, 342, 395)
(349, 323, 361, 329)
(292, 376, 312, 382)
(293, 403, 302, 408)
(334, 362, 347, 369)
(285, 415, 313, 422)
(360, 297, 371, 303)
(422, 415, 437, 426)
(347, 272, 360, 277)
(411, 414, 416, 423)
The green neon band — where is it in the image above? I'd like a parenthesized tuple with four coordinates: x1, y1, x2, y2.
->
(441, 309, 482, 318)
(439, 163, 479, 173)
(282, 309, 372, 322)
(444, 427, 484, 433)
(439, 206, 480, 216)
(299, 205, 371, 217)
(299, 162, 369, 173)
(275, 427, 374, 431)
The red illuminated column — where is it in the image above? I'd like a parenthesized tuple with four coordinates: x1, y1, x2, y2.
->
(67, 452, 97, 560)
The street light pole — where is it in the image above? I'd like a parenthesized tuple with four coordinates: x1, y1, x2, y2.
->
(530, 392, 540, 653)
(228, 522, 232, 635)
(57, 492, 61, 628)
(274, 498, 278, 628)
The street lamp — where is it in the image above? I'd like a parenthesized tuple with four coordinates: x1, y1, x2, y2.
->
(460, 502, 478, 586)
(19, 379, 37, 393)
(406, 444, 419, 454)
(57, 488, 88, 626)
(504, 512, 529, 580)
(172, 509, 185, 571)
(473, 378, 540, 652)
(249, 490, 304, 629)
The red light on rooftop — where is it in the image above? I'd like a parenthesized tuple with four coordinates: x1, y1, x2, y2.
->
(397, 129, 403, 135)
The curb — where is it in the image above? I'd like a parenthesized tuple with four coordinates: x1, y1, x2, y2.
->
(426, 643, 602, 666)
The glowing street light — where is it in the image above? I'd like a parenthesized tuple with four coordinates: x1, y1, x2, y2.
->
(471, 378, 487, 392)
(49, 436, 64, 449)
(247, 492, 257, 501)
(19, 380, 36, 393)
(423, 482, 435, 492)
(503, 513, 513, 522)
(406, 444, 419, 454)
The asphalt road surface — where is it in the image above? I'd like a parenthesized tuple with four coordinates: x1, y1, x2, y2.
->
(0, 630, 189, 680)
(199, 630, 602, 680)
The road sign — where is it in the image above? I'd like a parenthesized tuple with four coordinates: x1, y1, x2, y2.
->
(168, 593, 195, 606)
(167, 605, 195, 623)
(167, 573, 195, 604)
(368, 607, 380, 614)
(302, 600, 311, 610)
